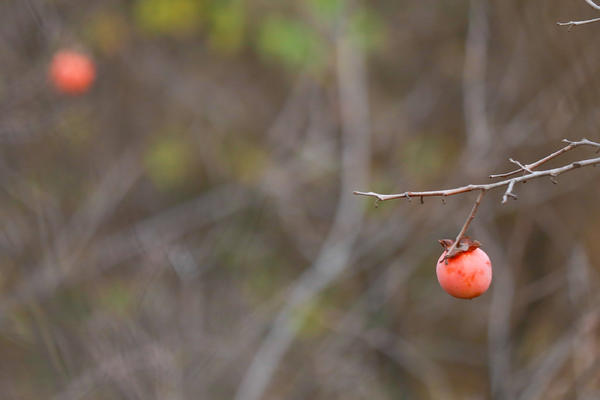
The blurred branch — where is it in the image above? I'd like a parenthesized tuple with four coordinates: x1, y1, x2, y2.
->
(328, 257, 455, 398)
(499, 42, 600, 148)
(0, 152, 142, 314)
(348, 323, 454, 399)
(567, 246, 595, 400)
(56, 152, 143, 261)
(463, 0, 491, 159)
(0, 184, 249, 314)
(235, 19, 371, 400)
(53, 342, 181, 400)
(517, 307, 600, 400)
(478, 219, 531, 399)
(560, 358, 600, 399)
(585, 0, 600, 10)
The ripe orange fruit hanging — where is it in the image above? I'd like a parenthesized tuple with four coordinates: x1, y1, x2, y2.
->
(436, 239, 492, 299)
(49, 50, 96, 95)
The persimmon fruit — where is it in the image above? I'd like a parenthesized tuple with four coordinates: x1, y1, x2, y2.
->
(49, 50, 96, 95)
(436, 246, 492, 299)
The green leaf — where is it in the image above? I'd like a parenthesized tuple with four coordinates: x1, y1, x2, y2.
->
(307, 0, 343, 21)
(227, 139, 268, 183)
(134, 0, 204, 37)
(208, 0, 245, 54)
(349, 8, 385, 52)
(144, 136, 191, 189)
(401, 135, 457, 183)
(85, 11, 129, 55)
(96, 282, 133, 317)
(291, 298, 328, 338)
(257, 16, 327, 71)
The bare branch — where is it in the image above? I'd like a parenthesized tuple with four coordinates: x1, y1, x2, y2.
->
(502, 180, 517, 204)
(356, 139, 600, 261)
(558, 1, 600, 28)
(585, 0, 600, 11)
(508, 158, 533, 174)
(489, 138, 600, 179)
(354, 139, 600, 203)
(557, 17, 600, 29)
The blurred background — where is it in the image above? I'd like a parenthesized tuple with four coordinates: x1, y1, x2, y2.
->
(2, 0, 600, 399)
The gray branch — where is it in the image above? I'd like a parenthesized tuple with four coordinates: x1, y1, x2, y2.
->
(558, 1, 600, 28)
(354, 139, 600, 203)
(234, 17, 372, 400)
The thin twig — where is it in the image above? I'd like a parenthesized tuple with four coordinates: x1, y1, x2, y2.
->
(585, 0, 600, 11)
(508, 158, 533, 174)
(558, 0, 600, 29)
(502, 180, 517, 203)
(354, 139, 600, 203)
(489, 138, 600, 179)
(444, 189, 485, 259)
(557, 17, 600, 29)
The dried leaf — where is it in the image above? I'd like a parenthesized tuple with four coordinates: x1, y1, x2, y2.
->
(438, 237, 481, 259)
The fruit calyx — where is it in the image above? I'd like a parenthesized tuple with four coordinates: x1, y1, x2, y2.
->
(438, 237, 481, 259)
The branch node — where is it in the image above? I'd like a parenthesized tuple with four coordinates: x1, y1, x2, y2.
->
(443, 190, 486, 258)
(509, 158, 533, 174)
(502, 180, 517, 204)
(440, 237, 482, 260)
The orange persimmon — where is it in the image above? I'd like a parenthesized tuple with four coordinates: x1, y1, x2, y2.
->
(436, 246, 492, 299)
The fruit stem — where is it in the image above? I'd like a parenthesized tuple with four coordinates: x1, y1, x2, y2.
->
(445, 189, 486, 261)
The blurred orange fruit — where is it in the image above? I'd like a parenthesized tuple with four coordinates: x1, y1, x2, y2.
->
(49, 50, 96, 95)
